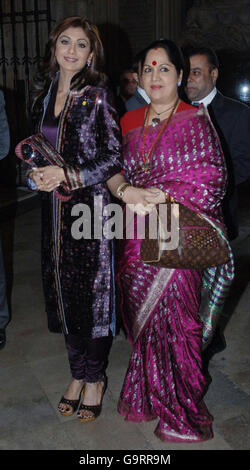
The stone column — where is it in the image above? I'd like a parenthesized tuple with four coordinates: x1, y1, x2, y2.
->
(155, 0, 186, 43)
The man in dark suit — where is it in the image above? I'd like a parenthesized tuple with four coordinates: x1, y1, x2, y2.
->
(0, 90, 10, 350)
(125, 51, 150, 112)
(184, 46, 250, 367)
(185, 46, 250, 240)
(125, 86, 149, 111)
(115, 69, 139, 118)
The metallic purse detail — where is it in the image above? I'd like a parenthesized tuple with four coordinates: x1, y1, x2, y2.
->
(15, 133, 72, 201)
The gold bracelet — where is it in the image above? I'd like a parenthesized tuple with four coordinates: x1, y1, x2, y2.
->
(116, 182, 131, 200)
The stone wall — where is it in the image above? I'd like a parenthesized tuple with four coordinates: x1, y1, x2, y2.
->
(181, 0, 250, 52)
(0, 0, 188, 90)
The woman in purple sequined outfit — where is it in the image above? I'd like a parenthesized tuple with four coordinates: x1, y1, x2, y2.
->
(108, 39, 234, 443)
(29, 17, 122, 421)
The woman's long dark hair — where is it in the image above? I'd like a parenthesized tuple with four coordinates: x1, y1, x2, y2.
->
(32, 17, 107, 115)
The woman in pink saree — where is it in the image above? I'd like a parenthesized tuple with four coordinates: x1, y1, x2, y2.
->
(108, 39, 234, 443)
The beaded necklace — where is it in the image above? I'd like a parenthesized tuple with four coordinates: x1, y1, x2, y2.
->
(140, 98, 179, 172)
(151, 103, 176, 126)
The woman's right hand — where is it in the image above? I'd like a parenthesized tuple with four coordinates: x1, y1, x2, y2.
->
(122, 186, 164, 215)
(122, 186, 165, 204)
(29, 168, 44, 190)
(29, 166, 65, 192)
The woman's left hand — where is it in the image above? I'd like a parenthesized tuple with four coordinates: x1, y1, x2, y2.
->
(33, 166, 66, 192)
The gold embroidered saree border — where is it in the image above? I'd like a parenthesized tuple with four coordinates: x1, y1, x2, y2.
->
(132, 268, 175, 343)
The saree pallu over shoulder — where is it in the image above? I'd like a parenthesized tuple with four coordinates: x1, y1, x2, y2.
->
(123, 105, 226, 221)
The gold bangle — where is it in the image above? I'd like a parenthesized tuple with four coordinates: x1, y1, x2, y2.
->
(165, 192, 175, 203)
(116, 182, 131, 200)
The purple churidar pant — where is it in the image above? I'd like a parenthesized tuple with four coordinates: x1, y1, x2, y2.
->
(64, 332, 113, 382)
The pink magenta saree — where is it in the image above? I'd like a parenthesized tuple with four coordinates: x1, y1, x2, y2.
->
(116, 101, 234, 443)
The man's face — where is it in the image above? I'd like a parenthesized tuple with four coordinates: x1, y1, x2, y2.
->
(120, 72, 138, 99)
(185, 54, 218, 102)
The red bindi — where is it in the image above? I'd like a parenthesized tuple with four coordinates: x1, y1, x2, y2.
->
(152, 60, 157, 66)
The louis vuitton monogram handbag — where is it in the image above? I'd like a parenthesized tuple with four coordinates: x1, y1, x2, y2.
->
(140, 201, 229, 270)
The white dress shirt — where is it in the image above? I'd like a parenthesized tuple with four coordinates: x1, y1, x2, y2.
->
(137, 86, 151, 104)
(192, 87, 217, 108)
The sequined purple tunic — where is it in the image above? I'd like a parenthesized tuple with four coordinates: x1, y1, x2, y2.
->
(39, 79, 122, 337)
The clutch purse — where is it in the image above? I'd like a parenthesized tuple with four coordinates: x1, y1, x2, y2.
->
(15, 132, 72, 201)
(140, 202, 230, 270)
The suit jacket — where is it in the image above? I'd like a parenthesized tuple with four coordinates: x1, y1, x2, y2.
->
(126, 89, 148, 112)
(0, 91, 10, 160)
(114, 94, 127, 118)
(207, 91, 250, 240)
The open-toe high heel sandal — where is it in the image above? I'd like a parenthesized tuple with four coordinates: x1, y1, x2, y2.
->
(78, 377, 107, 423)
(58, 384, 85, 417)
